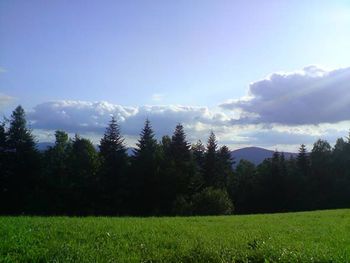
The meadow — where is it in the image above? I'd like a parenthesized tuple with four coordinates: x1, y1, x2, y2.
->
(1, 209, 350, 262)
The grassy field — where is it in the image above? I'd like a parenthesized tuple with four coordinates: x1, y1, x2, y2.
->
(1, 209, 350, 262)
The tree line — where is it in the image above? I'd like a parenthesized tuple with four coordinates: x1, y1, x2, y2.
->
(0, 105, 349, 216)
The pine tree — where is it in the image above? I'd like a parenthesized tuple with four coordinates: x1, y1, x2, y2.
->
(297, 144, 309, 177)
(7, 106, 36, 152)
(5, 105, 40, 213)
(170, 124, 191, 163)
(203, 131, 219, 187)
(0, 121, 6, 151)
(131, 119, 160, 215)
(42, 130, 72, 214)
(168, 124, 196, 211)
(217, 145, 234, 189)
(192, 140, 205, 171)
(100, 116, 126, 162)
(66, 135, 99, 215)
(0, 121, 8, 212)
(98, 116, 127, 214)
(133, 119, 157, 157)
(310, 139, 332, 208)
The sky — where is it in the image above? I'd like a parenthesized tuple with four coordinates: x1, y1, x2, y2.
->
(1, 0, 350, 151)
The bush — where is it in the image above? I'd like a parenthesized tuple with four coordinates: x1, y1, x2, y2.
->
(172, 195, 192, 215)
(192, 187, 234, 215)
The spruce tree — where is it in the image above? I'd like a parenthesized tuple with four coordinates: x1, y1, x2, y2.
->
(310, 139, 332, 208)
(98, 116, 127, 214)
(0, 121, 8, 212)
(6, 105, 39, 213)
(203, 131, 219, 187)
(192, 140, 206, 171)
(100, 116, 126, 162)
(131, 119, 160, 215)
(297, 144, 309, 177)
(66, 135, 99, 215)
(170, 124, 191, 163)
(217, 145, 234, 189)
(43, 130, 72, 214)
(134, 119, 157, 157)
(168, 124, 196, 211)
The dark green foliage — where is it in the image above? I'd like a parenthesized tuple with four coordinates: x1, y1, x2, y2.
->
(1, 106, 40, 214)
(203, 131, 219, 187)
(98, 117, 128, 214)
(172, 195, 193, 215)
(217, 145, 234, 189)
(42, 130, 72, 213)
(170, 124, 191, 162)
(65, 135, 99, 215)
(0, 121, 8, 211)
(7, 106, 36, 152)
(133, 119, 158, 158)
(169, 124, 196, 204)
(130, 119, 161, 215)
(297, 144, 309, 176)
(230, 160, 259, 213)
(309, 139, 333, 208)
(191, 187, 233, 215)
(1, 105, 350, 216)
(192, 140, 206, 169)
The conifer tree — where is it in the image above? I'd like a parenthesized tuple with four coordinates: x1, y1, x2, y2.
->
(170, 124, 191, 162)
(131, 119, 160, 215)
(134, 119, 157, 156)
(100, 116, 126, 163)
(168, 124, 196, 209)
(297, 144, 309, 177)
(0, 121, 8, 212)
(203, 131, 219, 187)
(7, 106, 36, 151)
(42, 130, 72, 213)
(66, 135, 99, 214)
(6, 105, 40, 213)
(192, 140, 206, 172)
(98, 116, 127, 214)
(217, 145, 234, 189)
(310, 139, 332, 208)
(0, 121, 6, 151)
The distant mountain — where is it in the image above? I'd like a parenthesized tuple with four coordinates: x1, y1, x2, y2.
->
(230, 146, 297, 166)
(36, 142, 296, 166)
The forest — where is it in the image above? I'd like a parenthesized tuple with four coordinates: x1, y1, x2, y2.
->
(1, 105, 350, 216)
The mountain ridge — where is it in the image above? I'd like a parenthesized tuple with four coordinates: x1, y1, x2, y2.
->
(230, 146, 298, 166)
(37, 143, 297, 166)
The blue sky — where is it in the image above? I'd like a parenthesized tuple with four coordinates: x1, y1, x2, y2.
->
(1, 0, 350, 151)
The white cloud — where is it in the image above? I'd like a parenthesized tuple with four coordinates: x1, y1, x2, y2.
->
(28, 100, 232, 144)
(220, 65, 350, 125)
(27, 99, 350, 151)
(25, 65, 350, 150)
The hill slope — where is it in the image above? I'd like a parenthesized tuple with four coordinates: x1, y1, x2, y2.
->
(231, 146, 297, 166)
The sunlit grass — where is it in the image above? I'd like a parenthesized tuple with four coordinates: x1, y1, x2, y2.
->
(1, 209, 350, 262)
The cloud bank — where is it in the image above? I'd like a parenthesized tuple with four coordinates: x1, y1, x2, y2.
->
(29, 101, 230, 138)
(220, 66, 350, 125)
(25, 65, 350, 150)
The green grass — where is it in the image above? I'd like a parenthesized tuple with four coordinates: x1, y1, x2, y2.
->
(1, 209, 350, 262)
